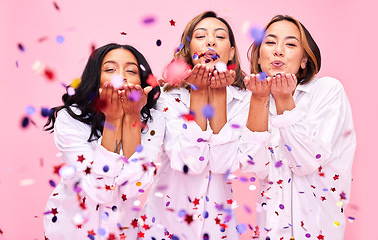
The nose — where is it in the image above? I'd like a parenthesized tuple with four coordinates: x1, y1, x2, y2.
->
(206, 36, 216, 47)
(274, 44, 284, 57)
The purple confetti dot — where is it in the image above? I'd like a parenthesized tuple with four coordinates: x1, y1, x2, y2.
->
(138, 189, 145, 193)
(239, 176, 248, 182)
(41, 107, 51, 117)
(135, 144, 143, 153)
(206, 196, 209, 202)
(202, 104, 214, 118)
(112, 206, 117, 212)
(275, 160, 283, 168)
(49, 180, 56, 187)
(244, 205, 252, 214)
(247, 160, 255, 165)
(203, 210, 209, 218)
(16, 61, 19, 67)
(26, 105, 36, 115)
(323, 188, 329, 192)
(258, 71, 268, 81)
(231, 124, 240, 128)
(250, 27, 265, 44)
(250, 177, 256, 182)
(103, 165, 109, 172)
(98, 228, 106, 236)
(56, 35, 64, 44)
(316, 154, 321, 159)
(74, 186, 82, 193)
(236, 224, 247, 234)
(199, 156, 205, 161)
(182, 123, 187, 129)
(186, 36, 191, 42)
(178, 209, 186, 217)
(166, 201, 170, 207)
(305, 233, 311, 238)
(203, 233, 209, 240)
(193, 54, 199, 60)
(190, 84, 198, 90)
(128, 90, 141, 101)
(197, 138, 204, 142)
(279, 204, 285, 210)
(152, 217, 156, 223)
(131, 158, 138, 163)
(143, 16, 156, 24)
(220, 227, 225, 232)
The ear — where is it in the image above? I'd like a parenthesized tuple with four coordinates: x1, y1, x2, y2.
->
(301, 56, 308, 69)
(228, 46, 235, 61)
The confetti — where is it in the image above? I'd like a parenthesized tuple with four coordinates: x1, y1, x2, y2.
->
(199, 156, 205, 161)
(215, 62, 227, 72)
(110, 75, 124, 89)
(41, 107, 51, 117)
(183, 165, 189, 174)
(128, 90, 141, 101)
(25, 105, 36, 115)
(275, 160, 283, 168)
(316, 154, 321, 159)
(258, 72, 268, 81)
(190, 84, 198, 90)
(56, 35, 65, 44)
(135, 144, 143, 153)
(236, 224, 247, 234)
(249, 185, 257, 191)
(202, 104, 214, 118)
(142, 16, 156, 25)
(169, 19, 176, 26)
(67, 87, 76, 96)
(20, 178, 35, 186)
(279, 204, 285, 210)
(120, 32, 127, 35)
(250, 27, 265, 44)
(156, 39, 162, 46)
(18, 43, 25, 52)
(250, 177, 256, 182)
(53, 1, 60, 10)
(162, 59, 191, 86)
(334, 221, 340, 227)
(21, 116, 30, 128)
(146, 74, 158, 87)
(49, 180, 56, 187)
(103, 165, 109, 172)
(305, 233, 311, 238)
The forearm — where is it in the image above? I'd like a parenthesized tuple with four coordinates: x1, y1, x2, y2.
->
(275, 95, 295, 115)
(190, 88, 209, 131)
(246, 95, 270, 132)
(101, 118, 123, 154)
(208, 87, 227, 134)
(122, 114, 142, 159)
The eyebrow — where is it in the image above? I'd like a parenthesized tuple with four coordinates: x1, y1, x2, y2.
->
(194, 27, 228, 33)
(102, 60, 138, 67)
(266, 34, 299, 42)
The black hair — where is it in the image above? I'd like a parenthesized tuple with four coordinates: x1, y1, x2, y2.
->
(44, 43, 160, 141)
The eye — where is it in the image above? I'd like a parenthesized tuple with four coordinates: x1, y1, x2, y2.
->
(216, 35, 226, 39)
(104, 68, 116, 72)
(265, 41, 275, 45)
(126, 70, 137, 74)
(195, 35, 205, 39)
(287, 43, 297, 47)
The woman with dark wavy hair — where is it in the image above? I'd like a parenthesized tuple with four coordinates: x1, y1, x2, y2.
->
(239, 15, 356, 239)
(140, 11, 250, 240)
(43, 43, 164, 240)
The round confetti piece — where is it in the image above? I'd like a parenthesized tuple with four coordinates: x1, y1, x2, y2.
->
(98, 227, 106, 236)
(103, 165, 109, 172)
(171, 236, 179, 240)
(250, 27, 265, 44)
(26, 106, 36, 115)
(197, 138, 204, 142)
(202, 104, 214, 118)
(239, 176, 248, 182)
(49, 180, 56, 187)
(236, 224, 247, 234)
(56, 35, 64, 44)
(143, 16, 156, 25)
(215, 62, 227, 72)
(249, 185, 257, 191)
(112, 206, 117, 212)
(110, 75, 124, 89)
(88, 234, 95, 240)
(135, 144, 143, 153)
(334, 221, 340, 227)
(21, 116, 30, 128)
(152, 217, 156, 223)
(275, 160, 283, 168)
(150, 130, 155, 136)
(136, 182, 142, 187)
(316, 154, 321, 159)
(231, 124, 240, 128)
(156, 39, 162, 46)
(166, 201, 170, 207)
(138, 189, 145, 193)
(250, 177, 256, 182)
(134, 200, 141, 206)
(178, 209, 186, 217)
(183, 165, 189, 174)
(220, 227, 225, 232)
(203, 233, 209, 240)
(41, 107, 51, 117)
(67, 87, 76, 96)
(193, 54, 199, 60)
(199, 156, 205, 161)
(182, 123, 187, 129)
(336, 201, 343, 207)
(190, 84, 198, 90)
(258, 72, 268, 81)
(100, 211, 109, 220)
(203, 211, 209, 218)
(128, 90, 141, 101)
(305, 233, 311, 238)
(52, 215, 57, 222)
(279, 204, 285, 210)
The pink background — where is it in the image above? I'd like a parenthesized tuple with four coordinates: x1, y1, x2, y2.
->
(1, 0, 376, 239)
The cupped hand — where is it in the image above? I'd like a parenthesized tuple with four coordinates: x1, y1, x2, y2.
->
(185, 64, 211, 90)
(209, 69, 235, 89)
(270, 73, 297, 99)
(99, 81, 124, 121)
(244, 73, 271, 99)
(118, 83, 152, 116)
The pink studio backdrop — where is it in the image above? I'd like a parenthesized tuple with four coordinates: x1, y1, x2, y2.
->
(0, 0, 375, 239)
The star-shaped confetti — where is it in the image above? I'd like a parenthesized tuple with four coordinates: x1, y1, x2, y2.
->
(169, 19, 176, 26)
(185, 214, 193, 224)
(131, 219, 138, 228)
(193, 198, 200, 206)
(137, 231, 145, 238)
(77, 155, 85, 163)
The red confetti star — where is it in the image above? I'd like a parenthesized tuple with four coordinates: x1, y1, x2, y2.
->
(108, 233, 116, 240)
(84, 167, 91, 175)
(131, 219, 138, 228)
(182, 113, 195, 121)
(330, 187, 336, 192)
(119, 233, 126, 240)
(77, 155, 85, 163)
(317, 234, 324, 240)
(77, 224, 82, 229)
(193, 198, 200, 206)
(140, 214, 147, 222)
(320, 196, 327, 201)
(219, 223, 228, 229)
(51, 208, 58, 216)
(53, 164, 64, 175)
(175, 98, 181, 102)
(169, 19, 176, 26)
(88, 230, 96, 237)
(214, 217, 221, 225)
(44, 68, 55, 80)
(333, 174, 339, 180)
(277, 179, 283, 184)
(146, 74, 159, 87)
(138, 231, 145, 238)
(120, 32, 127, 35)
(185, 214, 193, 224)
(142, 224, 150, 230)
(121, 194, 127, 201)
(163, 107, 168, 112)
(226, 199, 233, 204)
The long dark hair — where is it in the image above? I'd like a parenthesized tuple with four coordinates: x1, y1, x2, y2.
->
(44, 43, 160, 141)
(248, 15, 321, 85)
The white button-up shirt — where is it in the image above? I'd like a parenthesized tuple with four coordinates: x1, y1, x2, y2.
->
(140, 86, 251, 240)
(43, 107, 165, 240)
(239, 77, 356, 240)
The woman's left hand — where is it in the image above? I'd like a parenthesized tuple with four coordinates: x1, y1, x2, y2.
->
(209, 69, 235, 89)
(119, 83, 152, 116)
(271, 73, 297, 99)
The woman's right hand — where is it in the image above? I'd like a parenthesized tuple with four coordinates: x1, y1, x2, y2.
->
(99, 81, 124, 121)
(185, 64, 211, 91)
(244, 73, 271, 100)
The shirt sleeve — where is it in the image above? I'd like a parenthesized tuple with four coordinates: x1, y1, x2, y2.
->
(114, 109, 165, 198)
(54, 109, 123, 204)
(238, 128, 271, 179)
(157, 91, 212, 175)
(270, 77, 356, 176)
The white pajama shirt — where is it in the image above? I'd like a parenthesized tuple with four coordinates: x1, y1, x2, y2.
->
(239, 77, 356, 240)
(44, 107, 165, 240)
(140, 86, 251, 240)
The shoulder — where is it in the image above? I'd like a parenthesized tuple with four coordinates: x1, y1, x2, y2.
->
(55, 106, 89, 133)
(310, 76, 344, 92)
